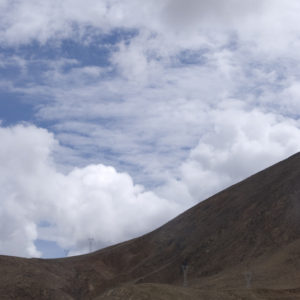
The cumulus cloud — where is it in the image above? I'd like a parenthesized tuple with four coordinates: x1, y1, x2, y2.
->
(42, 164, 180, 255)
(1, 111, 300, 257)
(0, 124, 180, 257)
(159, 108, 300, 202)
(0, 124, 56, 257)
(275, 81, 300, 116)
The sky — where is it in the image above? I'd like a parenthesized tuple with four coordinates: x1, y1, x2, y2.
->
(1, 0, 300, 258)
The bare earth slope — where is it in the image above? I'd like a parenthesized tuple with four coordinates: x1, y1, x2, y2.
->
(2, 153, 300, 299)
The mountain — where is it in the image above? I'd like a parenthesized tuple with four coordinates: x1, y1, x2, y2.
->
(2, 153, 300, 299)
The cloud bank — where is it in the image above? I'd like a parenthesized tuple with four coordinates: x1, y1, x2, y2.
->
(1, 112, 300, 257)
(0, 124, 179, 257)
(159, 107, 300, 202)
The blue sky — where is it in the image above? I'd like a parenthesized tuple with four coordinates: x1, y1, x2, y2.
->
(1, 0, 300, 258)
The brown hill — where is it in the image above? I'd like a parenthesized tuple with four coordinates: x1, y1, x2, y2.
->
(2, 153, 300, 299)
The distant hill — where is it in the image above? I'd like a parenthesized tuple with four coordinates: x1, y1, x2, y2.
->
(2, 153, 300, 299)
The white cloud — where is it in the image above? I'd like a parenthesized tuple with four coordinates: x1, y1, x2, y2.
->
(159, 108, 300, 202)
(5, 21, 299, 186)
(0, 124, 56, 257)
(0, 124, 180, 257)
(276, 81, 300, 116)
(2, 0, 300, 258)
(43, 164, 180, 255)
(0, 0, 280, 47)
(1, 109, 300, 257)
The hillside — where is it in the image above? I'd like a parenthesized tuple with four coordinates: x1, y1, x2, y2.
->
(2, 153, 300, 299)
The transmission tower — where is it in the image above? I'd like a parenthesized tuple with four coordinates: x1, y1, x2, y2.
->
(88, 238, 94, 253)
(244, 271, 252, 289)
(181, 259, 189, 287)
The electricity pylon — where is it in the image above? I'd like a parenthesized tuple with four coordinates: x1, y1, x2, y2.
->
(88, 238, 94, 253)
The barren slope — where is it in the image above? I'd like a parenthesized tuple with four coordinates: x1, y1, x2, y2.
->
(2, 153, 300, 299)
